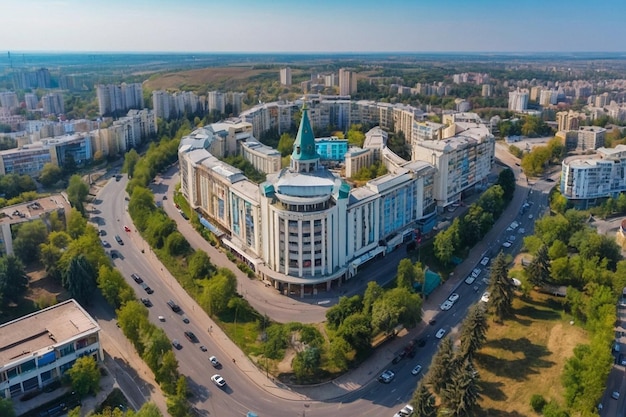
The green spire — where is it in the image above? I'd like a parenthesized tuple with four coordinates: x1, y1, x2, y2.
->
(291, 105, 318, 161)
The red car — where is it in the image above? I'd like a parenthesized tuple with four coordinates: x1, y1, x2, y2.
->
(124, 225, 131, 232)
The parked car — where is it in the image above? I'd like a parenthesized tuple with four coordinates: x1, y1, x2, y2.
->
(158, 316, 165, 322)
(481, 292, 490, 303)
(378, 370, 395, 383)
(140, 298, 152, 307)
(502, 241, 512, 248)
(115, 235, 124, 245)
(464, 276, 475, 285)
(435, 328, 446, 339)
(200, 345, 207, 352)
(140, 283, 153, 294)
(172, 339, 182, 350)
(480, 257, 490, 266)
(182, 315, 190, 324)
(131, 273, 143, 284)
(211, 374, 226, 387)
(448, 293, 460, 303)
(471, 268, 481, 278)
(411, 365, 422, 375)
(393, 404, 414, 417)
(612, 391, 620, 400)
(124, 225, 131, 232)
(101, 240, 110, 248)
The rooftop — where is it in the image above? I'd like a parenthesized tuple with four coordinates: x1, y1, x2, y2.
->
(0, 193, 70, 227)
(0, 299, 99, 366)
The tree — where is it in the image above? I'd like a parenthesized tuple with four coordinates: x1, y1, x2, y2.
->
(0, 255, 29, 302)
(371, 293, 403, 335)
(440, 359, 481, 416)
(97, 265, 135, 309)
(326, 295, 363, 330)
(458, 305, 488, 361)
(411, 381, 437, 417)
(39, 163, 64, 187)
(337, 313, 372, 357)
(434, 223, 457, 265)
(134, 403, 163, 417)
(122, 149, 140, 178)
(164, 231, 191, 256)
(363, 281, 383, 316)
(166, 376, 191, 417)
(292, 347, 321, 381)
(277, 133, 295, 156)
(188, 250, 216, 280)
(141, 327, 173, 373)
(156, 350, 179, 396)
(0, 397, 15, 417)
(526, 244, 551, 287)
(426, 337, 456, 395)
(117, 301, 150, 354)
(396, 258, 418, 289)
(67, 175, 89, 214)
(488, 252, 515, 322)
(202, 268, 237, 316)
(327, 336, 351, 371)
(66, 208, 88, 239)
(62, 254, 97, 305)
(67, 356, 100, 398)
(13, 219, 48, 263)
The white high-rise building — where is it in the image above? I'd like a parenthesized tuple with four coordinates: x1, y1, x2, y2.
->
(24, 93, 39, 110)
(208, 91, 225, 114)
(152, 90, 172, 120)
(0, 92, 19, 109)
(508, 89, 529, 112)
(280, 67, 292, 86)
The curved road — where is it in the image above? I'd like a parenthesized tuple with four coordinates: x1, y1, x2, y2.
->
(90, 146, 550, 416)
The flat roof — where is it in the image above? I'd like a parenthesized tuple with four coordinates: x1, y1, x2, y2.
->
(0, 299, 100, 367)
(0, 193, 71, 227)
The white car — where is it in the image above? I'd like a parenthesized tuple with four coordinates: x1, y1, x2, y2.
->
(471, 268, 481, 278)
(448, 293, 460, 303)
(211, 374, 226, 387)
(158, 315, 165, 322)
(440, 300, 453, 311)
(612, 391, 620, 400)
(411, 365, 422, 375)
(393, 404, 414, 417)
(502, 241, 512, 248)
(480, 257, 490, 266)
(464, 275, 476, 285)
(209, 356, 220, 367)
(378, 369, 395, 383)
(481, 292, 490, 303)
(518, 228, 525, 234)
(435, 328, 446, 339)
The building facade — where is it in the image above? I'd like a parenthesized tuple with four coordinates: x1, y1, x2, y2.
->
(561, 145, 626, 208)
(280, 67, 292, 86)
(508, 89, 529, 112)
(0, 299, 102, 399)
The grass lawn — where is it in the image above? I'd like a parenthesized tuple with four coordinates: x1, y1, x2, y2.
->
(475, 292, 587, 416)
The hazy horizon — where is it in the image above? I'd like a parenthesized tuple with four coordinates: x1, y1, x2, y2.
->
(3, 0, 626, 53)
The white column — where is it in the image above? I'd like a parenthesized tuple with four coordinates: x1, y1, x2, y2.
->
(298, 219, 303, 277)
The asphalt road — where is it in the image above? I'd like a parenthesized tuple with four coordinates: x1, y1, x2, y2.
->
(88, 145, 554, 416)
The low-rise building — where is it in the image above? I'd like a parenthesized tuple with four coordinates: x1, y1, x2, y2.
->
(0, 299, 102, 399)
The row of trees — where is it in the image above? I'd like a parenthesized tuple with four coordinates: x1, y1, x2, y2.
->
(412, 301, 489, 416)
(434, 168, 516, 265)
(519, 208, 621, 414)
(497, 115, 553, 139)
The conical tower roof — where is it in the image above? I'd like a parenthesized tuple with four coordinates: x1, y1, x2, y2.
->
(291, 105, 318, 162)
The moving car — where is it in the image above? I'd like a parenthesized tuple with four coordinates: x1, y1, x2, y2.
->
(115, 235, 124, 245)
(448, 293, 460, 303)
(184, 331, 197, 342)
(435, 328, 446, 339)
(167, 300, 181, 313)
(378, 370, 395, 383)
(182, 315, 190, 324)
(140, 298, 152, 307)
(158, 316, 165, 322)
(172, 339, 182, 350)
(200, 345, 207, 352)
(140, 283, 153, 294)
(101, 240, 110, 248)
(411, 364, 422, 375)
(612, 391, 620, 400)
(211, 374, 226, 387)
(209, 356, 220, 368)
(440, 300, 453, 311)
(124, 225, 131, 232)
(393, 404, 414, 417)
(131, 273, 143, 284)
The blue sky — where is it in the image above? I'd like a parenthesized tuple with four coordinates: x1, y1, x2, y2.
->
(2, 0, 625, 53)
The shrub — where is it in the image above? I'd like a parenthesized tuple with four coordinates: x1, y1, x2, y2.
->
(530, 393, 546, 412)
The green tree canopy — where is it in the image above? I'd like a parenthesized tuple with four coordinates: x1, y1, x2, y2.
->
(13, 219, 48, 263)
(62, 254, 97, 305)
(67, 356, 100, 398)
(39, 163, 64, 187)
(67, 174, 89, 213)
(0, 255, 29, 302)
(326, 295, 363, 330)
